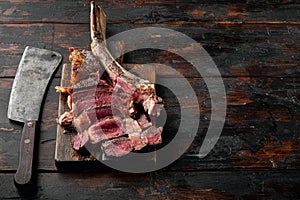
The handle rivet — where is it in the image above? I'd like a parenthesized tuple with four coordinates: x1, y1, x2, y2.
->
(27, 121, 33, 127)
(24, 139, 30, 144)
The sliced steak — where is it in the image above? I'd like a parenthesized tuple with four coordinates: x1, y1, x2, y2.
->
(56, 2, 164, 158)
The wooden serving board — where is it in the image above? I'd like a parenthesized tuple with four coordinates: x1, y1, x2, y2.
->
(54, 63, 156, 170)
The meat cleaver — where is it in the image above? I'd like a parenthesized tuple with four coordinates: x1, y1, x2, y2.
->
(8, 46, 62, 185)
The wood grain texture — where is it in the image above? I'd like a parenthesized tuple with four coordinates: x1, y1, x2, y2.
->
(0, 23, 299, 78)
(0, 171, 300, 199)
(0, 0, 299, 23)
(0, 0, 299, 198)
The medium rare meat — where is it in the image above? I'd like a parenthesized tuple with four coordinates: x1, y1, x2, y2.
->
(101, 137, 133, 157)
(56, 2, 164, 157)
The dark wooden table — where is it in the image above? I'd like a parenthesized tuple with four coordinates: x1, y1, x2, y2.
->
(1, 1, 300, 199)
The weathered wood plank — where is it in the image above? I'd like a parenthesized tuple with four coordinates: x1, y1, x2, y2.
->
(0, 0, 299, 23)
(0, 23, 90, 78)
(0, 23, 299, 78)
(0, 1, 299, 198)
(1, 171, 300, 199)
(1, 76, 299, 171)
(112, 23, 300, 78)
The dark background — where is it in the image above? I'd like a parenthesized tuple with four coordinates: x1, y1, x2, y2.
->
(0, 0, 299, 199)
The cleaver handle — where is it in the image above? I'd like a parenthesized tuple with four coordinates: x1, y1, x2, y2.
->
(14, 121, 36, 186)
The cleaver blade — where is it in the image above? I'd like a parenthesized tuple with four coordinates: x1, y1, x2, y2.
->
(7, 46, 62, 185)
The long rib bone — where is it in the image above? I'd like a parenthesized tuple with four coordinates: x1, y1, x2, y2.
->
(90, 1, 163, 117)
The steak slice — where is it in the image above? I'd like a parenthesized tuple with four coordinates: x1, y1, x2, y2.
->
(101, 126, 163, 156)
(101, 137, 133, 157)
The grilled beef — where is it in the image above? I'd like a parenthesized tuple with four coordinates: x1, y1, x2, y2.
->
(56, 2, 164, 157)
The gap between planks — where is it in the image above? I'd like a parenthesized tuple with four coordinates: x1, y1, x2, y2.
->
(0, 21, 299, 25)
